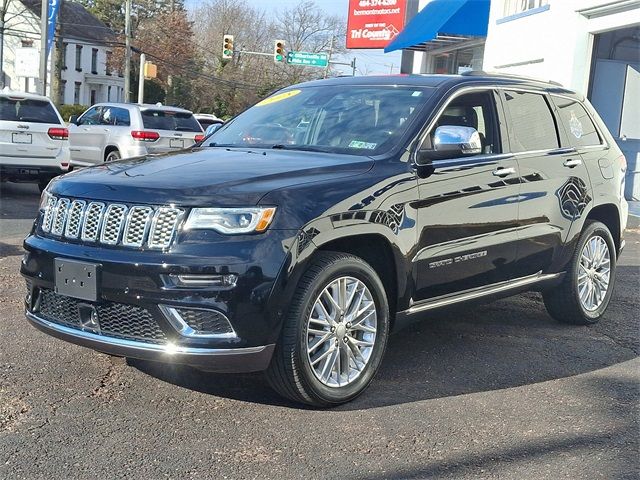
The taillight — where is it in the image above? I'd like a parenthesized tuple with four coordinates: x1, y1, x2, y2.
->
(194, 134, 205, 143)
(48, 127, 68, 140)
(131, 130, 160, 142)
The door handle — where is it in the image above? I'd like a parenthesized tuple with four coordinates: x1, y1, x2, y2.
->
(563, 158, 582, 168)
(492, 167, 516, 177)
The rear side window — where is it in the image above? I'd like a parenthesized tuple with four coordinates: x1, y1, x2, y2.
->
(0, 97, 60, 124)
(101, 106, 131, 126)
(141, 110, 201, 132)
(503, 91, 559, 152)
(552, 96, 602, 147)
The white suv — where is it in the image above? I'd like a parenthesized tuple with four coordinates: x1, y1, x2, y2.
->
(0, 89, 70, 191)
(68, 103, 204, 167)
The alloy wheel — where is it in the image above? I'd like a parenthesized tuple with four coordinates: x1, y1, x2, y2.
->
(306, 276, 377, 388)
(577, 235, 611, 312)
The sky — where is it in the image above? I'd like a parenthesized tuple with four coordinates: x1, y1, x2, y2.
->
(185, 0, 403, 75)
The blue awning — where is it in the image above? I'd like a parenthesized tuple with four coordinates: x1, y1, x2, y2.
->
(384, 0, 490, 53)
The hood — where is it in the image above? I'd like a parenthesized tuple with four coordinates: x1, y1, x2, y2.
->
(51, 147, 374, 206)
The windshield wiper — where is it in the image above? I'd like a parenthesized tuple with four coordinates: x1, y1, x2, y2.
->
(271, 144, 328, 153)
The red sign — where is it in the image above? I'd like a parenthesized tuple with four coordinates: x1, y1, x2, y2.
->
(347, 0, 407, 49)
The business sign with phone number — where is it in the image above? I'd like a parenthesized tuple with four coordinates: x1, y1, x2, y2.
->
(346, 0, 407, 49)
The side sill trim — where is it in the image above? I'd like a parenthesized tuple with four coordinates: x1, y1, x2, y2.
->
(402, 272, 563, 315)
(25, 311, 268, 357)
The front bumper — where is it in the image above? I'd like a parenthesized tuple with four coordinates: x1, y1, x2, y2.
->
(26, 311, 275, 372)
(21, 228, 298, 372)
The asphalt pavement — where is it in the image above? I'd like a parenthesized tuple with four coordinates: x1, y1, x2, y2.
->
(0, 182, 638, 479)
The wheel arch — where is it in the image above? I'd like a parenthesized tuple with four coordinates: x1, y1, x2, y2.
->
(584, 203, 621, 254)
(104, 145, 120, 161)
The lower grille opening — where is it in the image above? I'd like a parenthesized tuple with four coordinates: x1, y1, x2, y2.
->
(35, 288, 166, 344)
(159, 306, 235, 338)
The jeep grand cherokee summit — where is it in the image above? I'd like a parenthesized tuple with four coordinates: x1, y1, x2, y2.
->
(21, 74, 628, 406)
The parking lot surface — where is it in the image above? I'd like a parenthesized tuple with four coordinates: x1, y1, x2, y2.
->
(1, 182, 638, 479)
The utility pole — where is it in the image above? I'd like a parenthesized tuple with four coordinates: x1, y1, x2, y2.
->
(137, 52, 145, 104)
(351, 57, 357, 77)
(124, 0, 132, 102)
(51, 1, 64, 105)
(324, 34, 335, 79)
(38, 0, 48, 95)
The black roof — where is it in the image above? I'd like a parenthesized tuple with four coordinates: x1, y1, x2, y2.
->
(22, 0, 116, 44)
(295, 72, 579, 97)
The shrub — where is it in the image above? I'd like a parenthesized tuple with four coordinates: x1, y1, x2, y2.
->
(58, 104, 88, 123)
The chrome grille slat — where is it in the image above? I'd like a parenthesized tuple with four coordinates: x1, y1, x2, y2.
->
(64, 200, 86, 238)
(100, 204, 128, 245)
(81, 202, 105, 242)
(148, 207, 183, 249)
(123, 206, 153, 247)
(51, 198, 70, 235)
(40, 195, 183, 249)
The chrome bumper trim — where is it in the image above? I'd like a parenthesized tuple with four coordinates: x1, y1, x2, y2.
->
(26, 311, 275, 372)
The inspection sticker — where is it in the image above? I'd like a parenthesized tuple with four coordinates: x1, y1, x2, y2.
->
(349, 140, 377, 149)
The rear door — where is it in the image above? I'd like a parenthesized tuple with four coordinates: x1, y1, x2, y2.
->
(500, 89, 592, 277)
(413, 88, 521, 302)
(140, 109, 203, 153)
(0, 96, 63, 163)
(68, 106, 108, 165)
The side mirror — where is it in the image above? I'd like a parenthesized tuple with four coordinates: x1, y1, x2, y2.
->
(417, 125, 482, 164)
(69, 115, 79, 125)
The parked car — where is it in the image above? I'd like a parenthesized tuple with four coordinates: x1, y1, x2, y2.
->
(67, 103, 204, 167)
(194, 113, 224, 131)
(22, 73, 628, 406)
(0, 89, 70, 191)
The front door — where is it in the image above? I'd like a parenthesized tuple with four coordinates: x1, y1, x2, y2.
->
(68, 106, 107, 165)
(500, 90, 592, 278)
(412, 89, 520, 302)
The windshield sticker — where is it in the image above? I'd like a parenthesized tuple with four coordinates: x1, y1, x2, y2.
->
(569, 111, 583, 139)
(349, 140, 377, 149)
(256, 89, 301, 107)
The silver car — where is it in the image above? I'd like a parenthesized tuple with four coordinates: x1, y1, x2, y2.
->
(68, 103, 204, 167)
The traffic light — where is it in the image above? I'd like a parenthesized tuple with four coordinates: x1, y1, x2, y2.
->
(274, 40, 285, 63)
(222, 35, 234, 60)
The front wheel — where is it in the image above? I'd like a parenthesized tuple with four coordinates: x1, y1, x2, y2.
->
(543, 220, 616, 325)
(266, 252, 390, 407)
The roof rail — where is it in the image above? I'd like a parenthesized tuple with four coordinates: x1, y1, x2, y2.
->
(460, 70, 563, 87)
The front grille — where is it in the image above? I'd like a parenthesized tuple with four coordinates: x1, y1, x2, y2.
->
(36, 288, 167, 344)
(176, 308, 234, 335)
(41, 193, 184, 249)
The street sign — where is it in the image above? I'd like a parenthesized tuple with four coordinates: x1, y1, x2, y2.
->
(286, 51, 329, 68)
(15, 48, 40, 78)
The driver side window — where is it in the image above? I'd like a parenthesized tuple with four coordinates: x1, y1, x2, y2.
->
(432, 90, 501, 155)
(78, 106, 102, 126)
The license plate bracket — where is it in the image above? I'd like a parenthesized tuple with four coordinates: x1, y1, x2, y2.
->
(12, 133, 32, 144)
(54, 258, 100, 302)
(170, 138, 184, 148)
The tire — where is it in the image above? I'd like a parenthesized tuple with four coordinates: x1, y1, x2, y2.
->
(543, 220, 616, 325)
(105, 150, 121, 162)
(266, 252, 390, 407)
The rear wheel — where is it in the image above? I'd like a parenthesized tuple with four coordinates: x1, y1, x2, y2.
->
(105, 150, 121, 162)
(543, 221, 616, 325)
(266, 252, 389, 407)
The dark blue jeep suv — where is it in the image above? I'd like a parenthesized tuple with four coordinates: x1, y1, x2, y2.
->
(21, 73, 628, 406)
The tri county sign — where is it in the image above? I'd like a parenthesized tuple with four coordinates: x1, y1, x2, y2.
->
(347, 0, 407, 49)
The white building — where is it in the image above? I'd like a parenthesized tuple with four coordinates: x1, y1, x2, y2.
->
(483, 0, 640, 200)
(1, 0, 125, 105)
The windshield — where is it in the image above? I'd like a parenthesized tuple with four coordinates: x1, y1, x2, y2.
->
(141, 110, 202, 132)
(206, 85, 434, 155)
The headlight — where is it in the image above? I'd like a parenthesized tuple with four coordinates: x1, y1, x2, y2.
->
(184, 207, 276, 234)
(39, 188, 51, 211)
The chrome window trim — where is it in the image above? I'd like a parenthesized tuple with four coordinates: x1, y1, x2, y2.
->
(99, 203, 128, 245)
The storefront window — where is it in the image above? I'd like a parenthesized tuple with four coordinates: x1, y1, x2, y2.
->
(503, 0, 548, 17)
